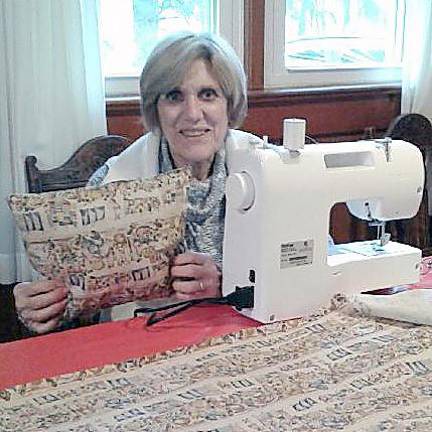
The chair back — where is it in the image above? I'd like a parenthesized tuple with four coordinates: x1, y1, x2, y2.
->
(25, 135, 130, 193)
(386, 113, 432, 150)
(385, 113, 432, 255)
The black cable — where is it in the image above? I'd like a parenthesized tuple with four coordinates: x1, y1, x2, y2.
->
(134, 285, 254, 326)
(146, 302, 197, 326)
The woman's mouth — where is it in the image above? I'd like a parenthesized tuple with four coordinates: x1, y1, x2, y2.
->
(180, 128, 210, 138)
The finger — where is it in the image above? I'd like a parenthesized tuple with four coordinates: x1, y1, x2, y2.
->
(24, 298, 67, 324)
(172, 279, 203, 295)
(27, 288, 68, 310)
(27, 316, 63, 334)
(173, 251, 208, 266)
(175, 291, 200, 301)
(175, 286, 216, 301)
(170, 263, 202, 279)
(17, 288, 67, 315)
(15, 280, 62, 298)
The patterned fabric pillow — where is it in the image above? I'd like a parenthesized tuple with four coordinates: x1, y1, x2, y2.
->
(8, 168, 190, 321)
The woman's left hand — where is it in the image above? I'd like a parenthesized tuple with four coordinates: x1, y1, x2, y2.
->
(170, 251, 221, 300)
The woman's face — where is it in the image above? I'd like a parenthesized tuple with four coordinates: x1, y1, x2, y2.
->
(157, 59, 229, 176)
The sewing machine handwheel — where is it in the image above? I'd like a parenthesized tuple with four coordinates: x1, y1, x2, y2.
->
(226, 172, 255, 211)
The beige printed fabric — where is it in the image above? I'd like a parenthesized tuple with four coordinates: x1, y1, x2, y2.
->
(1, 295, 432, 431)
(8, 168, 190, 320)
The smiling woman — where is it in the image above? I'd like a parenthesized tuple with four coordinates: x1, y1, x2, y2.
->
(13, 32, 262, 333)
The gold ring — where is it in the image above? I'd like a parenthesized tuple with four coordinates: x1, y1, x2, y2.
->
(199, 281, 204, 291)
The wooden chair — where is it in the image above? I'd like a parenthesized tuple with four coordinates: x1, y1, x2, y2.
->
(385, 113, 432, 256)
(1, 135, 130, 343)
(25, 135, 130, 193)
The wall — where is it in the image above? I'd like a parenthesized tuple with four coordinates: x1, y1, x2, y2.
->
(107, 87, 401, 144)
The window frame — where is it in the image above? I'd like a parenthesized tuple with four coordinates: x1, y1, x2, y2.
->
(264, 0, 404, 90)
(104, 0, 244, 98)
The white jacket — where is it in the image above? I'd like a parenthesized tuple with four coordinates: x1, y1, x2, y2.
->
(100, 129, 262, 321)
(102, 129, 262, 184)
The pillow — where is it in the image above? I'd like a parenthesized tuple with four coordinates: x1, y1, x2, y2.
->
(8, 168, 190, 321)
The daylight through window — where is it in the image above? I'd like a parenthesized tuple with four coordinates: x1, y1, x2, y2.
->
(99, 0, 215, 78)
(284, 0, 404, 69)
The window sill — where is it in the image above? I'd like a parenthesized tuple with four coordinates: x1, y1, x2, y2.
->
(249, 83, 401, 99)
(106, 83, 401, 108)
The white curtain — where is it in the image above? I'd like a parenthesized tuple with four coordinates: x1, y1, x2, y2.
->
(0, 0, 107, 284)
(401, 0, 432, 120)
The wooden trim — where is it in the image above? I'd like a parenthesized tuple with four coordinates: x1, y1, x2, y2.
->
(247, 85, 401, 107)
(106, 97, 141, 117)
(243, 85, 401, 142)
(107, 86, 401, 115)
(244, 0, 265, 90)
(106, 86, 402, 143)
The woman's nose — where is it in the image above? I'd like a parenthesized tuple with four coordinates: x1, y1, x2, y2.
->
(183, 96, 203, 121)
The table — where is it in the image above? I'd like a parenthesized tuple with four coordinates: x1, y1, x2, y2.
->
(2, 272, 432, 431)
(1, 270, 430, 392)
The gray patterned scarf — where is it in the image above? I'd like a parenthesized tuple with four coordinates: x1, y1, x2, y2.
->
(159, 138, 226, 266)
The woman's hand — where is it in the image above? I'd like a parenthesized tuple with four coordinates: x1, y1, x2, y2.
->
(13, 280, 68, 334)
(170, 251, 221, 300)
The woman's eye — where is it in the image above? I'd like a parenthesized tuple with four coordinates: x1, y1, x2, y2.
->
(200, 88, 218, 100)
(164, 90, 183, 102)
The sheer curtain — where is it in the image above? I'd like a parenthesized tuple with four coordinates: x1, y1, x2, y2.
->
(0, 0, 107, 284)
(401, 1, 432, 119)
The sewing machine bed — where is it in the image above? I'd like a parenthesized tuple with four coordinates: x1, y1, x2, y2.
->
(2, 294, 432, 431)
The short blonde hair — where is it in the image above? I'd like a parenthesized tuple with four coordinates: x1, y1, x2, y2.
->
(140, 32, 247, 132)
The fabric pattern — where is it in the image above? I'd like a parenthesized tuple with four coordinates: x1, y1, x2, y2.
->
(2, 295, 432, 431)
(8, 169, 191, 321)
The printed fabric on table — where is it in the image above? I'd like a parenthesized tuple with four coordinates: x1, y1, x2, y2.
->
(1, 295, 432, 431)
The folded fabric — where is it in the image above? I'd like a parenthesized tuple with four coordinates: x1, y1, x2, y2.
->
(352, 288, 432, 325)
(8, 168, 190, 321)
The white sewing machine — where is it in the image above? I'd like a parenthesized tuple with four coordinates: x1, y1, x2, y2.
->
(222, 119, 424, 323)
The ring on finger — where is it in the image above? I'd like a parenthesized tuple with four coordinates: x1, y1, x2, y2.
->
(16, 310, 28, 325)
(199, 280, 204, 291)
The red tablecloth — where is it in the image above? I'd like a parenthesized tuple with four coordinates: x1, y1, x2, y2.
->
(2, 268, 431, 391)
(0, 304, 259, 390)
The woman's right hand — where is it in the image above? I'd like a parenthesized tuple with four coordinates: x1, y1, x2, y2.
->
(13, 280, 68, 334)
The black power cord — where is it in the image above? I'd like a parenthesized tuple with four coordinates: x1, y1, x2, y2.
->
(134, 285, 254, 326)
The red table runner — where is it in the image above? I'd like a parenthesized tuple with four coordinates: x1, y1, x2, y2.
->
(0, 304, 259, 390)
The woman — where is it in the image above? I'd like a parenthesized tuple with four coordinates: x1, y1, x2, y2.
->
(14, 31, 262, 333)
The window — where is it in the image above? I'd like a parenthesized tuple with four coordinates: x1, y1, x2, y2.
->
(99, 0, 244, 97)
(265, 0, 406, 89)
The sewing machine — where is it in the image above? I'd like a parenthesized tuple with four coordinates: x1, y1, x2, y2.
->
(222, 119, 424, 323)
